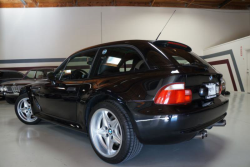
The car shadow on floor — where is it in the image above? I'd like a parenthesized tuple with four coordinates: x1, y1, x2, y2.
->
(11, 119, 227, 167)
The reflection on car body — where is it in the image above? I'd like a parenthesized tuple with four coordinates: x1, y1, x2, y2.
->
(14, 40, 228, 164)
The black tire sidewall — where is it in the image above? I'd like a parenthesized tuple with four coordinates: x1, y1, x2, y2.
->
(88, 101, 132, 164)
(15, 93, 41, 125)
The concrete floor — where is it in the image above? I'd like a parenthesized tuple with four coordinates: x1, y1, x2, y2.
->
(0, 92, 250, 167)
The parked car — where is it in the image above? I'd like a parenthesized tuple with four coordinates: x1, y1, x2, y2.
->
(2, 68, 54, 103)
(0, 70, 24, 99)
(15, 40, 228, 164)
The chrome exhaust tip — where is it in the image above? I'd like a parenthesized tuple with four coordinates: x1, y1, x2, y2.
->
(194, 130, 208, 139)
(213, 119, 226, 127)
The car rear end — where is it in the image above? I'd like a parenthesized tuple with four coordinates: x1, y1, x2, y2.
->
(129, 41, 228, 144)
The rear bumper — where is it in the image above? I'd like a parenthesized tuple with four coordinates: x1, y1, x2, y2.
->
(127, 96, 229, 144)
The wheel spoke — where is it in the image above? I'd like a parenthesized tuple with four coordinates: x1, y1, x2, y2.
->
(23, 99, 29, 108)
(96, 127, 106, 136)
(20, 108, 26, 113)
(106, 136, 114, 155)
(102, 111, 110, 127)
(26, 113, 32, 121)
(113, 132, 122, 145)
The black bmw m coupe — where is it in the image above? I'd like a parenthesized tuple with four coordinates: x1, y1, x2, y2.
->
(15, 40, 228, 164)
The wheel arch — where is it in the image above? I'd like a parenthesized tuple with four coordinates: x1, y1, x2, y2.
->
(84, 92, 140, 137)
(19, 87, 27, 96)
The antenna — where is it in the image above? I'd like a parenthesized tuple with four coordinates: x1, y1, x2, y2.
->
(156, 10, 176, 41)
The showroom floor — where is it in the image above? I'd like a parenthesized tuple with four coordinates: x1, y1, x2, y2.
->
(0, 92, 250, 167)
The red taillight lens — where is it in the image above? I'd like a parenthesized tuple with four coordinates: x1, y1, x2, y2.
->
(219, 85, 222, 95)
(154, 83, 192, 105)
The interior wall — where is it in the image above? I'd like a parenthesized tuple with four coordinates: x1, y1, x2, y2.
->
(203, 36, 250, 93)
(0, 7, 250, 72)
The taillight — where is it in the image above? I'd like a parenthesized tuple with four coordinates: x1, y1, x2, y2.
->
(216, 84, 222, 96)
(219, 85, 222, 95)
(154, 83, 192, 105)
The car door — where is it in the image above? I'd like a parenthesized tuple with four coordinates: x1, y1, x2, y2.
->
(32, 49, 98, 122)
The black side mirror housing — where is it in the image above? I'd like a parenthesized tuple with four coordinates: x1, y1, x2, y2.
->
(47, 72, 55, 81)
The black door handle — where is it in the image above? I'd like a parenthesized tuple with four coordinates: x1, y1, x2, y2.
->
(67, 87, 76, 92)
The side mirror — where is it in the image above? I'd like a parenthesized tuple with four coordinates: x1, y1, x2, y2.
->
(47, 72, 55, 81)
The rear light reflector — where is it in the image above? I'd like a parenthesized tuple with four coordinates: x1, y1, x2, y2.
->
(216, 84, 222, 95)
(219, 85, 222, 95)
(154, 83, 192, 105)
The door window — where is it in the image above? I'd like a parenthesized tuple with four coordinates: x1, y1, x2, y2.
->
(59, 49, 97, 80)
(36, 71, 44, 79)
(25, 71, 36, 79)
(94, 47, 148, 77)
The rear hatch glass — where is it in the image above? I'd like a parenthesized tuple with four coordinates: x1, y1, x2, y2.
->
(157, 46, 210, 70)
(155, 45, 222, 101)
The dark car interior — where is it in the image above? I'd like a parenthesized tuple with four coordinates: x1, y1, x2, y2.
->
(59, 47, 148, 80)
(97, 47, 148, 76)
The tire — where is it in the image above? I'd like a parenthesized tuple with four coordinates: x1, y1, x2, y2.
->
(88, 100, 143, 164)
(5, 97, 15, 104)
(15, 93, 41, 125)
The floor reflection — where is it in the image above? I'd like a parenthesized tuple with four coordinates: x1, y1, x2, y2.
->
(0, 92, 250, 167)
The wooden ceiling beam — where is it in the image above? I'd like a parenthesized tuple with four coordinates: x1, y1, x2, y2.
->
(72, 0, 77, 6)
(151, 0, 156, 6)
(32, 0, 38, 7)
(218, 0, 233, 8)
(0, 0, 248, 9)
(187, 0, 195, 7)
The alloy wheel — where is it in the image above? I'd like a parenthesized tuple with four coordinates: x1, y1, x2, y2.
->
(17, 97, 37, 122)
(90, 108, 122, 158)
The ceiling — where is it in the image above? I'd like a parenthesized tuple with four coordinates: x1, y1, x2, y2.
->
(0, 0, 249, 10)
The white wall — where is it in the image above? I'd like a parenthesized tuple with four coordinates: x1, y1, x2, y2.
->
(0, 7, 250, 69)
(204, 36, 250, 93)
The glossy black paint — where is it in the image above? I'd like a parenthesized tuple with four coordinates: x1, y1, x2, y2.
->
(24, 40, 228, 144)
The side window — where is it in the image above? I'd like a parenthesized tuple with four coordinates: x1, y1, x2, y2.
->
(2, 72, 10, 78)
(15, 72, 24, 78)
(59, 49, 97, 80)
(95, 47, 147, 77)
(26, 71, 36, 79)
(36, 71, 44, 79)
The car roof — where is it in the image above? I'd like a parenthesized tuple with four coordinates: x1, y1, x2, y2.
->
(0, 70, 23, 73)
(71, 40, 152, 56)
(29, 68, 54, 71)
(70, 40, 192, 56)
